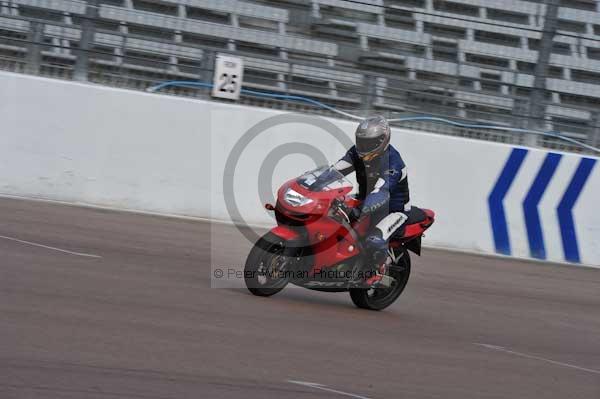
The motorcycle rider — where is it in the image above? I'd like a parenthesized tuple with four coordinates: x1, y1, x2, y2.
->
(333, 115, 410, 287)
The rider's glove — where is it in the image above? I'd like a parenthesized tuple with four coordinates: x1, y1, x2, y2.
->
(349, 208, 362, 224)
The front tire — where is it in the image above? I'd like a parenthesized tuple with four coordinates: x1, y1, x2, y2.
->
(349, 250, 411, 311)
(244, 233, 290, 297)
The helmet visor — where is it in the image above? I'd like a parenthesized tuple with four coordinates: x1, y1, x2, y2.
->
(356, 136, 384, 155)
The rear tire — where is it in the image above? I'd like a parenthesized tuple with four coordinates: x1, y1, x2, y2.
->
(244, 233, 290, 297)
(349, 250, 411, 311)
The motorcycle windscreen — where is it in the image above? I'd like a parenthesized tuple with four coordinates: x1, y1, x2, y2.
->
(297, 166, 352, 192)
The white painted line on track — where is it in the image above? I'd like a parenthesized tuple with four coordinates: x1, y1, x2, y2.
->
(475, 343, 600, 375)
(0, 235, 102, 259)
(288, 380, 373, 399)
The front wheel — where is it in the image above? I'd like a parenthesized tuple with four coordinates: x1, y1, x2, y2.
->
(244, 232, 290, 297)
(349, 250, 411, 311)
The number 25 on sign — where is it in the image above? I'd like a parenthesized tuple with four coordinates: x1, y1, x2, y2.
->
(212, 54, 244, 100)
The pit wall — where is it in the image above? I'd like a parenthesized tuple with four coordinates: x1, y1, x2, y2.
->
(1, 71, 598, 267)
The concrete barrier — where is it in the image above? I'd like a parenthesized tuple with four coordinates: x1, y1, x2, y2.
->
(1, 71, 598, 266)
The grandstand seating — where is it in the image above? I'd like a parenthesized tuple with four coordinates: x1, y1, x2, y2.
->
(1, 0, 599, 149)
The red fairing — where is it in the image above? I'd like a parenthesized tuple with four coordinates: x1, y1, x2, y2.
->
(270, 225, 301, 241)
(275, 179, 359, 270)
(403, 223, 425, 238)
(396, 208, 435, 242)
(273, 172, 435, 272)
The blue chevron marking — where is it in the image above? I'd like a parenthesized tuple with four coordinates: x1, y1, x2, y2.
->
(557, 158, 597, 263)
(523, 153, 562, 260)
(488, 148, 528, 255)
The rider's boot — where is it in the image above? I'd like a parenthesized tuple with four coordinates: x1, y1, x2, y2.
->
(364, 253, 394, 288)
(352, 232, 397, 289)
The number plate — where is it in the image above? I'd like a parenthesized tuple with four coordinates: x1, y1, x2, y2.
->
(212, 54, 244, 100)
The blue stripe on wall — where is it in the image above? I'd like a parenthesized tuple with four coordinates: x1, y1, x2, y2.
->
(523, 153, 562, 260)
(488, 148, 528, 255)
(557, 158, 597, 263)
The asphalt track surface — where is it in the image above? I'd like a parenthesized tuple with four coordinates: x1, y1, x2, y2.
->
(1, 197, 599, 399)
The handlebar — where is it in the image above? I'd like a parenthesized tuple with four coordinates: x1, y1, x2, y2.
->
(330, 198, 351, 224)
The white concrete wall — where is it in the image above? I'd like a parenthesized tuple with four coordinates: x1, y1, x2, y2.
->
(1, 71, 598, 266)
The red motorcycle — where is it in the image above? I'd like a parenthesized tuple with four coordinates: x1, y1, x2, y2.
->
(244, 166, 435, 311)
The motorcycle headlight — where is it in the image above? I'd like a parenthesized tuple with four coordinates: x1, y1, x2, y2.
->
(283, 188, 314, 207)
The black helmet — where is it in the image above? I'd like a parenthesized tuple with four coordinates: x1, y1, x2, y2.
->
(355, 116, 391, 161)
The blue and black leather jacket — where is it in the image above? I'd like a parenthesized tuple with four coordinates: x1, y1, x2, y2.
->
(335, 145, 410, 214)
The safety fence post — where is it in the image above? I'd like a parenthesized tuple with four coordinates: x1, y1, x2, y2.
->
(74, 0, 98, 82)
(25, 21, 43, 75)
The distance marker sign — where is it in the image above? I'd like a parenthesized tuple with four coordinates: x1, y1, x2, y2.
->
(212, 54, 243, 100)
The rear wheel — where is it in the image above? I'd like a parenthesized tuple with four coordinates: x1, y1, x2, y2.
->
(244, 233, 290, 297)
(349, 250, 411, 311)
